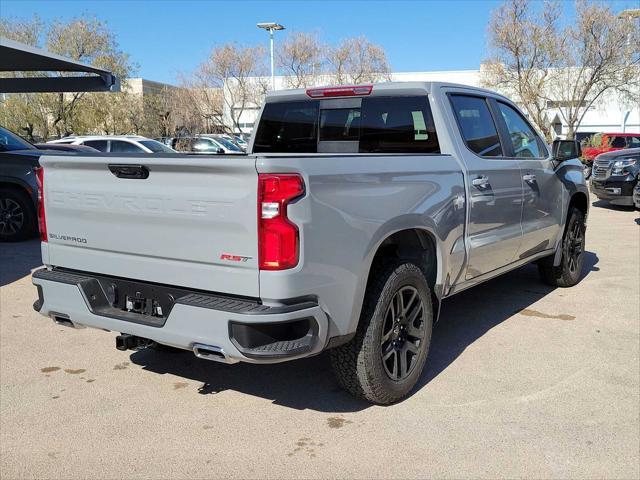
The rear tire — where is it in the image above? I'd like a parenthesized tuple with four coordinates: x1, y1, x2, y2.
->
(538, 207, 586, 287)
(0, 188, 36, 242)
(330, 261, 433, 405)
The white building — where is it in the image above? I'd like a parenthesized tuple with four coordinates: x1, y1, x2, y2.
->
(226, 69, 640, 138)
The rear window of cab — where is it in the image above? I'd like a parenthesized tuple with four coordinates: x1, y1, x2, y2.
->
(253, 96, 440, 154)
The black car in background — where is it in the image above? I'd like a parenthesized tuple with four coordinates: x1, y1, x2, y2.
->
(0, 127, 97, 241)
(590, 147, 640, 208)
(0, 127, 42, 241)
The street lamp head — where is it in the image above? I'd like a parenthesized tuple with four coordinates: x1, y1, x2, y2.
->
(257, 22, 285, 31)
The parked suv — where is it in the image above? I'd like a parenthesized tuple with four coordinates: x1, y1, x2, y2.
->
(582, 133, 640, 176)
(32, 82, 588, 404)
(590, 147, 640, 207)
(48, 135, 177, 153)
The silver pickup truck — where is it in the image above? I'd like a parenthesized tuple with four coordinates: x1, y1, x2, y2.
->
(32, 82, 588, 404)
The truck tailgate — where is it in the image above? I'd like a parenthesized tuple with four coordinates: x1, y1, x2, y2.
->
(39, 154, 259, 297)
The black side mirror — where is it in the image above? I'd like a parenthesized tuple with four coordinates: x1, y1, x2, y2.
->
(552, 139, 582, 162)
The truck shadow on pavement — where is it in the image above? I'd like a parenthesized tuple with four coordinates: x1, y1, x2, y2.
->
(130, 251, 599, 412)
(0, 238, 42, 287)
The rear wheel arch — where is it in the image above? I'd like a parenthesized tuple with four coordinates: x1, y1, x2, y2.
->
(364, 228, 441, 321)
(0, 181, 36, 210)
(0, 179, 34, 197)
(553, 192, 588, 267)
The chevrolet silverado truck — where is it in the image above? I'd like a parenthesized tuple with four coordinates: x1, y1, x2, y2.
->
(590, 147, 640, 207)
(32, 82, 589, 404)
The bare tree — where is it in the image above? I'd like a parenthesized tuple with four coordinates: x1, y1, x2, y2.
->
(45, 17, 133, 137)
(188, 44, 266, 134)
(0, 93, 50, 141)
(0, 16, 43, 45)
(482, 0, 559, 140)
(328, 36, 392, 84)
(142, 86, 181, 138)
(547, 1, 640, 139)
(484, 0, 640, 140)
(179, 73, 225, 134)
(277, 32, 324, 88)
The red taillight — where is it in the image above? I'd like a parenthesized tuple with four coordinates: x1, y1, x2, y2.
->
(258, 174, 304, 270)
(306, 84, 373, 98)
(34, 166, 47, 242)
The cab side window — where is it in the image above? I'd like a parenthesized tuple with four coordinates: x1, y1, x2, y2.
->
(82, 140, 108, 152)
(359, 96, 440, 153)
(193, 139, 219, 152)
(497, 102, 545, 158)
(610, 136, 626, 148)
(450, 94, 503, 157)
(627, 136, 640, 148)
(110, 140, 144, 153)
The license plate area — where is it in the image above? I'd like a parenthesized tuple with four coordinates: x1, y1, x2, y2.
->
(76, 275, 193, 327)
(124, 294, 164, 317)
(35, 268, 265, 328)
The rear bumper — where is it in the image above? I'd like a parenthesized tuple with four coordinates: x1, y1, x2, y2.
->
(32, 268, 329, 364)
(590, 179, 635, 206)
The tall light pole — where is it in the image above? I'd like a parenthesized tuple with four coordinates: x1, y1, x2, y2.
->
(257, 22, 285, 91)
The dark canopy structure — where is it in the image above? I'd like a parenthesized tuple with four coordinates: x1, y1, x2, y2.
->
(0, 37, 120, 93)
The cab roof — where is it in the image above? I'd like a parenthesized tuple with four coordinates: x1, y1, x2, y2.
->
(264, 81, 510, 103)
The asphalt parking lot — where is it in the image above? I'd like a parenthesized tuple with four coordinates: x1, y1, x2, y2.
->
(1, 201, 638, 479)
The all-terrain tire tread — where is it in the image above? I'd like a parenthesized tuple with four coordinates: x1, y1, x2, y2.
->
(538, 207, 585, 288)
(330, 260, 432, 404)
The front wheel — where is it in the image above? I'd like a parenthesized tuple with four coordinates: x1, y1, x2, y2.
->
(330, 261, 433, 404)
(538, 207, 586, 287)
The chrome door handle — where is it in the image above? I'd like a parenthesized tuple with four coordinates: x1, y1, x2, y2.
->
(523, 173, 537, 183)
(472, 175, 490, 188)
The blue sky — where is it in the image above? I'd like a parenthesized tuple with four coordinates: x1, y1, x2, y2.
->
(2, 0, 638, 84)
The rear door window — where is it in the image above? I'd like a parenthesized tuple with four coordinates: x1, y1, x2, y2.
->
(610, 136, 626, 148)
(110, 140, 145, 153)
(627, 136, 640, 148)
(449, 95, 503, 157)
(608, 136, 626, 148)
(82, 140, 108, 152)
(359, 96, 439, 153)
(193, 139, 220, 152)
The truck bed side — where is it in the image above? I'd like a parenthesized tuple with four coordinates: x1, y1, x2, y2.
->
(256, 153, 466, 338)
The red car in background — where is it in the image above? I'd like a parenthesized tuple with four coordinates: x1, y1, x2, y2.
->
(582, 133, 640, 179)
(582, 133, 640, 160)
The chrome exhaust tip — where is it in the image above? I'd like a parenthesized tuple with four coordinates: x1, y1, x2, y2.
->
(192, 343, 237, 364)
